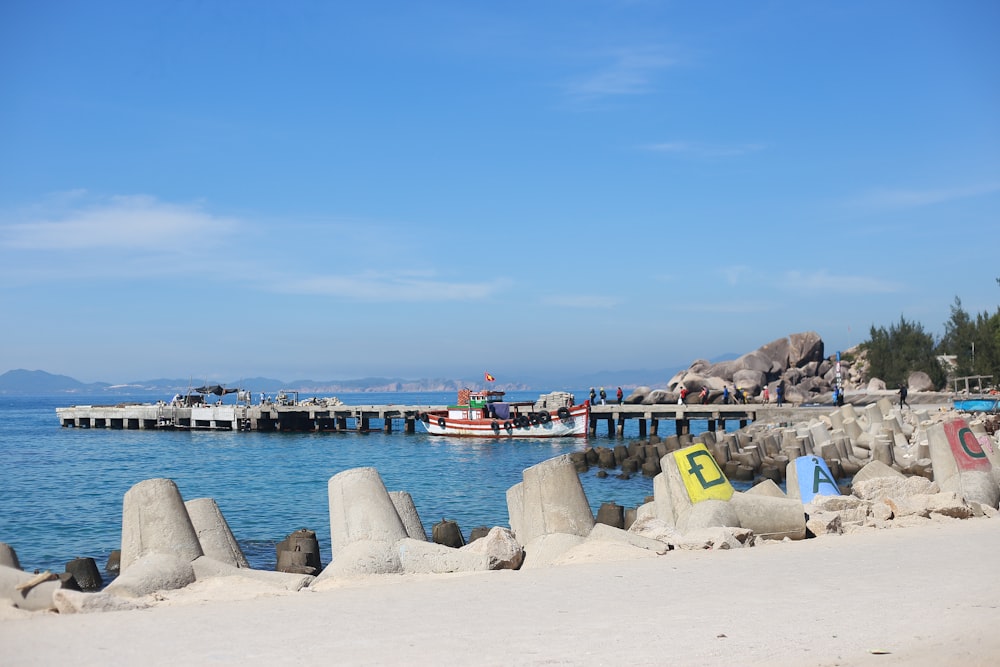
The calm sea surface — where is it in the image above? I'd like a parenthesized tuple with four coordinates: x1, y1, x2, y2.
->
(0, 391, 731, 574)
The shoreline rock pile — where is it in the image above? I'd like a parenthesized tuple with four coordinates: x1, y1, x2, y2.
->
(2, 402, 997, 617)
(638, 330, 943, 405)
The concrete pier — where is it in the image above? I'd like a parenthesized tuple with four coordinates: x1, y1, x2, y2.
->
(586, 404, 803, 437)
(56, 402, 441, 433)
(57, 401, 836, 436)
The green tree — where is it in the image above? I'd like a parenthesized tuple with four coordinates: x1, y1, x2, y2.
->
(862, 315, 944, 388)
(939, 297, 976, 375)
(937, 294, 1000, 384)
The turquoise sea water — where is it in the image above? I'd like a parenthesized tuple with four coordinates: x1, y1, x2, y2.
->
(0, 391, 729, 575)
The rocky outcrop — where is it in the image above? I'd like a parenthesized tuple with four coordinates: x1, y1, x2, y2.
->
(664, 331, 832, 403)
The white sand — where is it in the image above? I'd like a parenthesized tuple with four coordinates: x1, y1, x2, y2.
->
(2, 517, 998, 666)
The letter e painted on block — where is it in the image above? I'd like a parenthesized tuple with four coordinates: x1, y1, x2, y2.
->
(673, 444, 734, 503)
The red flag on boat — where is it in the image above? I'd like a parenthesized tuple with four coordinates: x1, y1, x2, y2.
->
(484, 372, 495, 382)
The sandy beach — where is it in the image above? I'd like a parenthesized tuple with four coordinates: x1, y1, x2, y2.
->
(2, 516, 997, 666)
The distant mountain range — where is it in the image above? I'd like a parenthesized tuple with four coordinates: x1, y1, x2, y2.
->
(0, 364, 722, 395)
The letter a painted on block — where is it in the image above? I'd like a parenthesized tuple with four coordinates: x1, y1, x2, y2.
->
(795, 456, 840, 504)
(673, 444, 734, 503)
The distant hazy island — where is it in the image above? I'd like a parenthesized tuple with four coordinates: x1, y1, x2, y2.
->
(0, 367, 690, 396)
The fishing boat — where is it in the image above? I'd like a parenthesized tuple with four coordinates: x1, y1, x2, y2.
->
(417, 389, 588, 438)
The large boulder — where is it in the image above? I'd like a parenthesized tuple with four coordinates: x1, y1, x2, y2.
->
(704, 360, 741, 381)
(460, 527, 524, 570)
(907, 371, 935, 392)
(624, 387, 651, 404)
(868, 378, 887, 391)
(643, 389, 673, 405)
(756, 337, 792, 372)
(789, 331, 824, 367)
(733, 369, 766, 395)
(735, 350, 774, 375)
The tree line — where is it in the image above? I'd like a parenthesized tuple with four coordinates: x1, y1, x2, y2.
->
(861, 281, 1000, 391)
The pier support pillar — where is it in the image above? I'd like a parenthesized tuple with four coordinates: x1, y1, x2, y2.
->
(404, 418, 415, 434)
(357, 417, 369, 432)
(638, 419, 647, 439)
(606, 417, 614, 438)
(589, 416, 597, 436)
(383, 418, 392, 433)
(337, 417, 348, 431)
(616, 415, 625, 437)
(650, 418, 659, 436)
(676, 418, 690, 435)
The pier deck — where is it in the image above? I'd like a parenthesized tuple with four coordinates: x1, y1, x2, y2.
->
(55, 403, 443, 433)
(587, 403, 814, 437)
(56, 401, 825, 436)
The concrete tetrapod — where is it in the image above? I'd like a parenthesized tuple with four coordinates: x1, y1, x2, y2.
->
(0, 565, 62, 611)
(728, 492, 806, 541)
(121, 478, 203, 572)
(516, 454, 595, 544)
(327, 467, 408, 557)
(389, 491, 428, 541)
(185, 498, 249, 569)
(928, 418, 1000, 508)
(659, 443, 735, 523)
(785, 456, 841, 504)
(0, 542, 21, 570)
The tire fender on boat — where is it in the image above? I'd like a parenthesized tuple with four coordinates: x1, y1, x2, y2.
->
(538, 410, 551, 424)
(420, 412, 430, 423)
(437, 417, 446, 428)
(503, 420, 513, 431)
(491, 420, 499, 432)
(557, 407, 571, 420)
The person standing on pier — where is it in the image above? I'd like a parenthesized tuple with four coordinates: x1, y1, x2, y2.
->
(776, 385, 784, 407)
(723, 386, 730, 404)
(616, 387, 623, 404)
(762, 386, 770, 404)
(699, 386, 709, 404)
(679, 386, 689, 404)
(599, 388, 607, 405)
(898, 383, 909, 410)
(589, 388, 596, 405)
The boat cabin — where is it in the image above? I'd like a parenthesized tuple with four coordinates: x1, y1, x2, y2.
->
(448, 389, 523, 421)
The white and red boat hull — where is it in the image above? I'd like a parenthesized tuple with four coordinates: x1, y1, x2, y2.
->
(418, 403, 589, 438)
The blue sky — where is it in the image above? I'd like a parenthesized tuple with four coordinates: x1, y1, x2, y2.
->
(1, 1, 998, 384)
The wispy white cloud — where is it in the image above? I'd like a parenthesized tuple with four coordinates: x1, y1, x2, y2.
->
(275, 271, 510, 302)
(782, 270, 901, 294)
(1, 194, 239, 251)
(643, 141, 766, 158)
(848, 182, 1000, 210)
(563, 47, 676, 100)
